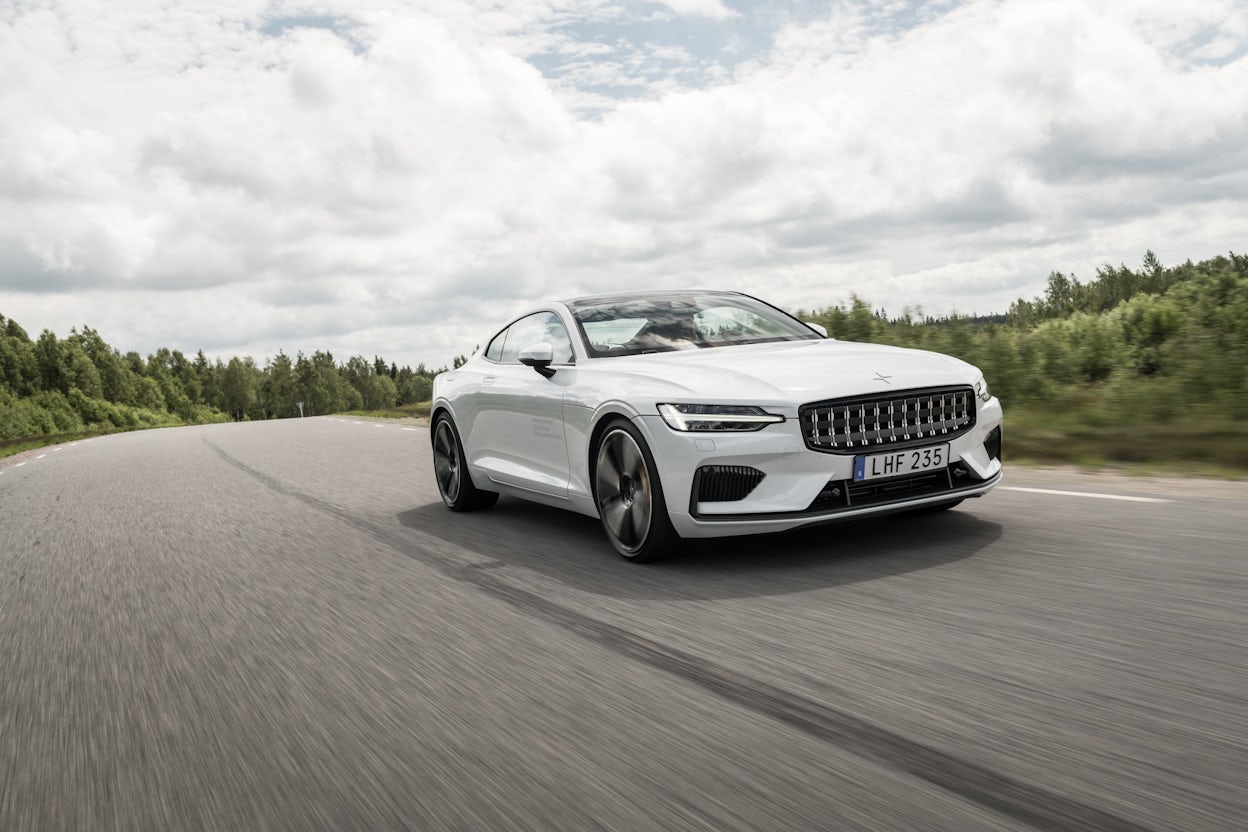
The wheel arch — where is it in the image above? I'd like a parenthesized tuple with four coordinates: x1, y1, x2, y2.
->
(429, 400, 455, 446)
(585, 404, 679, 561)
(585, 402, 646, 497)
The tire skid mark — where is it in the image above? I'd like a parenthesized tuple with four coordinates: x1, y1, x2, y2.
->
(205, 437, 1154, 832)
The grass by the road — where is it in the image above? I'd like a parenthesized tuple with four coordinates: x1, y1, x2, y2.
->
(0, 403, 434, 461)
(0, 428, 127, 460)
(1005, 406, 1248, 478)
(5, 400, 1244, 479)
(336, 402, 431, 421)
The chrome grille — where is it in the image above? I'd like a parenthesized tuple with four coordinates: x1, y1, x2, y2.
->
(800, 386, 976, 453)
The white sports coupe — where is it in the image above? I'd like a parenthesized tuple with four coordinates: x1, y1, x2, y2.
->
(431, 291, 1003, 561)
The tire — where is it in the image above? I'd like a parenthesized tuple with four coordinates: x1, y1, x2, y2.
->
(593, 419, 679, 562)
(431, 414, 499, 511)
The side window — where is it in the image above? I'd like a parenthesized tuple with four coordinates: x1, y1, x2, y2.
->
(499, 312, 576, 365)
(484, 329, 506, 362)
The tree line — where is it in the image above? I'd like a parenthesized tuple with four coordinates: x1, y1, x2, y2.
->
(0, 322, 449, 440)
(3, 249, 1245, 442)
(799, 250, 1247, 422)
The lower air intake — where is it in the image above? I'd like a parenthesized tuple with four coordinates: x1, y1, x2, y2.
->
(695, 465, 766, 503)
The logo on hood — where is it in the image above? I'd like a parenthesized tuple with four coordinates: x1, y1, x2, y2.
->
(873, 371, 892, 384)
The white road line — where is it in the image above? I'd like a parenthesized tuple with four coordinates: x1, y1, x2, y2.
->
(53, 447, 63, 452)
(15, 462, 25, 467)
(401, 427, 420, 432)
(373, 424, 387, 428)
(352, 421, 363, 425)
(36, 454, 46, 459)
(1002, 486, 1170, 503)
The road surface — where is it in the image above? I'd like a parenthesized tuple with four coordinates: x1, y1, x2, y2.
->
(1, 417, 1245, 831)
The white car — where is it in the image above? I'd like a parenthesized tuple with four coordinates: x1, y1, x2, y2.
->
(431, 291, 1003, 561)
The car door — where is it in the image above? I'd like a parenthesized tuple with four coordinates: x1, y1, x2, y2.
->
(467, 311, 575, 497)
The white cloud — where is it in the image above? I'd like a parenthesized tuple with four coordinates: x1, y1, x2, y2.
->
(652, 0, 739, 21)
(1, 0, 1246, 369)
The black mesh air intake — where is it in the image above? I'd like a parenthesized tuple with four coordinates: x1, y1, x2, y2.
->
(695, 465, 766, 503)
(985, 426, 1002, 462)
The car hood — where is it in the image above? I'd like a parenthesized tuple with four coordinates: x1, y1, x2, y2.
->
(580, 339, 977, 406)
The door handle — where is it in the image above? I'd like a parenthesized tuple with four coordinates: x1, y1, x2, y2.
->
(483, 375, 497, 385)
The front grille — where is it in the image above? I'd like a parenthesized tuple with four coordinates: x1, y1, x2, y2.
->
(800, 386, 976, 454)
(846, 471, 949, 506)
(695, 465, 766, 503)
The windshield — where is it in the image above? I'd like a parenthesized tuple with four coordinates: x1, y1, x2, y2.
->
(568, 293, 821, 358)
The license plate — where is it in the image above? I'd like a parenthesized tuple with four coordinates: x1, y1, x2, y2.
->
(853, 444, 949, 482)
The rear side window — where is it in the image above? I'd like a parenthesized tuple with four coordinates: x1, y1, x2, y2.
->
(484, 330, 506, 362)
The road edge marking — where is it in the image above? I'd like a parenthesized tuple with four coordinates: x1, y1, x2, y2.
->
(1002, 486, 1170, 503)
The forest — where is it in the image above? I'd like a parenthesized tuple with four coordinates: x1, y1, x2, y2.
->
(3, 251, 1246, 469)
(800, 251, 1247, 470)
(0, 333, 445, 442)
(801, 251, 1247, 415)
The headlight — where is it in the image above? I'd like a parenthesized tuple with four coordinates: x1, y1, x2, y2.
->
(658, 403, 784, 432)
(974, 376, 991, 403)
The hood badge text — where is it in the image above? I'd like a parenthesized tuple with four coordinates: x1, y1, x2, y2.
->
(873, 371, 892, 384)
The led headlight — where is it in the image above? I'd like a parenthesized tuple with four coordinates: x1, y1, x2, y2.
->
(658, 403, 784, 432)
(974, 375, 991, 403)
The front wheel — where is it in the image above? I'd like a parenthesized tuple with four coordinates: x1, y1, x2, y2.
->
(593, 420, 678, 562)
(431, 414, 499, 511)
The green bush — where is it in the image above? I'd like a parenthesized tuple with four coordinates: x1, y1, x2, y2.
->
(0, 389, 86, 439)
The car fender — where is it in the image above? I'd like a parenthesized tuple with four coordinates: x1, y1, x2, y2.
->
(567, 400, 647, 502)
(428, 396, 500, 494)
(571, 400, 689, 516)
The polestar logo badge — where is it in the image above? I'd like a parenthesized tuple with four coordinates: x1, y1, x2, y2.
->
(873, 371, 892, 384)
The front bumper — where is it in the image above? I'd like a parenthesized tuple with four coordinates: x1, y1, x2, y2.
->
(634, 397, 1003, 539)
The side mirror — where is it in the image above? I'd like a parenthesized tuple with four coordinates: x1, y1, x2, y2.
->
(805, 321, 828, 338)
(518, 342, 556, 378)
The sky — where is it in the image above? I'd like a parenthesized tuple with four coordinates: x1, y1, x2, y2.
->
(1, 0, 1246, 370)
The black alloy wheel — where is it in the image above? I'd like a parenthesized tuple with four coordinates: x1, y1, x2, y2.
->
(432, 414, 499, 511)
(593, 419, 678, 561)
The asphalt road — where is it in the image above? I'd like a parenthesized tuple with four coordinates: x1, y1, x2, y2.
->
(1, 418, 1245, 831)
